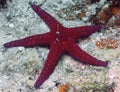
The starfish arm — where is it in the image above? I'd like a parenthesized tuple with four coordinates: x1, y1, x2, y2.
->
(66, 42, 108, 67)
(34, 44, 62, 88)
(29, 2, 63, 30)
(4, 33, 50, 48)
(66, 25, 102, 39)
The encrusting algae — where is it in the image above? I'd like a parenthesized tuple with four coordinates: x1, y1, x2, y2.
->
(95, 38, 119, 49)
(58, 83, 69, 92)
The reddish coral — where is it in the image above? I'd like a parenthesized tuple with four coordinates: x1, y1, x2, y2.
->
(112, 7, 120, 18)
(90, 0, 120, 28)
(95, 38, 118, 49)
(58, 83, 69, 92)
(90, 6, 112, 28)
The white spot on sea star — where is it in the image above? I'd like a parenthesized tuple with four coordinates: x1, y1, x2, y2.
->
(56, 38, 59, 42)
(56, 31, 60, 35)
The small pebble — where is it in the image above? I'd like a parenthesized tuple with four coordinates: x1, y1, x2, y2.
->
(18, 47, 25, 51)
(8, 23, 14, 28)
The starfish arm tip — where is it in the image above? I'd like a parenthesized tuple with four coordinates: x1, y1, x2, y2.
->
(103, 61, 108, 67)
(34, 83, 41, 89)
(99, 60, 108, 67)
(3, 42, 11, 48)
(98, 24, 103, 30)
(29, 2, 36, 7)
(29, 2, 36, 9)
(3, 43, 8, 48)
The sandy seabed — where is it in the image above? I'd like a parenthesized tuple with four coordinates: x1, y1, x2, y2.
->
(0, 0, 120, 92)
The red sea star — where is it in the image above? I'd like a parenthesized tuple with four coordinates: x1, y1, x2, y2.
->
(3, 2, 108, 89)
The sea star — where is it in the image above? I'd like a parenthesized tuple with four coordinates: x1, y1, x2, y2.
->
(3, 2, 108, 89)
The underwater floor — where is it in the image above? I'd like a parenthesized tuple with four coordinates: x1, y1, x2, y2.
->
(0, 0, 120, 92)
